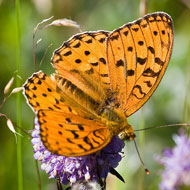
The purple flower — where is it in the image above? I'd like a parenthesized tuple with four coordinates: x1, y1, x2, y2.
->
(157, 130, 190, 190)
(31, 117, 125, 185)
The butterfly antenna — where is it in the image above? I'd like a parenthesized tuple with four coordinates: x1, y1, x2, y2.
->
(134, 139, 150, 175)
(134, 123, 190, 132)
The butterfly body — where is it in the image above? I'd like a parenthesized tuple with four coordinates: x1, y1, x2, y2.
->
(24, 12, 173, 156)
(55, 69, 136, 141)
(98, 100, 136, 140)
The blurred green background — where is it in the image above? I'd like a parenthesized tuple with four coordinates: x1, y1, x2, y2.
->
(0, 0, 190, 189)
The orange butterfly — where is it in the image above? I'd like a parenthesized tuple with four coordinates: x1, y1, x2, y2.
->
(24, 12, 174, 157)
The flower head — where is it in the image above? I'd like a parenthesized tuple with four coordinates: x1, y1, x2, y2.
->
(31, 117, 125, 185)
(157, 130, 190, 190)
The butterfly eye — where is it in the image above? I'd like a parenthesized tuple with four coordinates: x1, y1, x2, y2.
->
(118, 128, 136, 141)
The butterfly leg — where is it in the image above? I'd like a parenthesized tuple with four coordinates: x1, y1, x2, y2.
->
(95, 160, 106, 190)
(57, 176, 63, 190)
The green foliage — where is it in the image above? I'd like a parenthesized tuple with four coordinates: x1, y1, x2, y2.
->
(0, 0, 190, 189)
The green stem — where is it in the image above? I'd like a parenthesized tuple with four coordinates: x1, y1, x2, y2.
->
(35, 160, 42, 190)
(16, 0, 23, 189)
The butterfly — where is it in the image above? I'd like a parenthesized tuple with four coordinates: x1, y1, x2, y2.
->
(23, 12, 174, 157)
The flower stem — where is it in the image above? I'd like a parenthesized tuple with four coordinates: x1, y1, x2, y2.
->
(35, 160, 41, 190)
(16, 0, 23, 189)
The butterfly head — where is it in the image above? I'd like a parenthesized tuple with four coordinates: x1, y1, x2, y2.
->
(118, 123, 136, 141)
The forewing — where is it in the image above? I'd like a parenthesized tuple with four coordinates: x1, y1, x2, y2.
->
(37, 110, 112, 156)
(52, 31, 111, 89)
(106, 12, 174, 116)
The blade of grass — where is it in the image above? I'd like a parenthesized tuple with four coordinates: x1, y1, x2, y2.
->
(16, 0, 23, 189)
(35, 160, 42, 190)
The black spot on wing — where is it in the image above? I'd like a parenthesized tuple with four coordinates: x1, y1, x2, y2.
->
(42, 93, 47, 97)
(47, 88, 52, 92)
(93, 130, 104, 141)
(98, 37, 106, 43)
(132, 27, 139, 32)
(66, 118, 71, 123)
(68, 106, 72, 112)
(74, 34, 83, 40)
(123, 30, 128, 36)
(141, 23, 147, 28)
(127, 69, 135, 76)
(58, 124, 63, 128)
(63, 51, 72, 56)
(53, 105, 61, 109)
(71, 131, 79, 139)
(78, 144, 87, 151)
(33, 86, 37, 90)
(137, 57, 147, 65)
(128, 46, 133, 52)
(34, 101, 39, 106)
(67, 138, 75, 144)
(73, 42, 81, 48)
(155, 57, 164, 66)
(84, 50, 90, 56)
(153, 31, 158, 36)
(99, 57, 106, 64)
(100, 73, 109, 77)
(55, 98, 59, 104)
(110, 34, 119, 41)
(48, 106, 54, 110)
(148, 46, 155, 54)
(161, 30, 166, 35)
(85, 39, 92, 44)
(85, 68, 94, 74)
(78, 124, 84, 131)
(83, 136, 94, 149)
(75, 59, 81, 64)
(138, 41, 144, 46)
(143, 68, 160, 77)
(144, 80, 152, 87)
(116, 59, 124, 67)
(92, 137, 100, 145)
(90, 62, 98, 66)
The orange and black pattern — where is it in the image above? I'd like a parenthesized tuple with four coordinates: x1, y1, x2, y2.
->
(24, 12, 174, 156)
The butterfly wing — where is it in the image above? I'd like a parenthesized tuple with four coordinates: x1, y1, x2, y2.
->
(23, 71, 77, 114)
(106, 12, 174, 116)
(23, 71, 111, 156)
(24, 12, 174, 156)
(52, 31, 111, 89)
(23, 71, 100, 118)
(37, 110, 112, 156)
